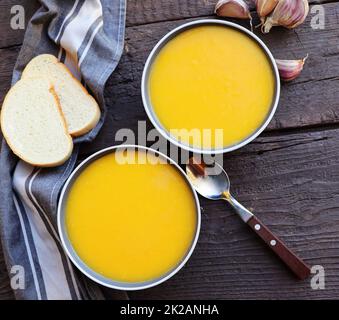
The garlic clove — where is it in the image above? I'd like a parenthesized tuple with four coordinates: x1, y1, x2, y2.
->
(255, 0, 279, 17)
(262, 0, 309, 33)
(288, 0, 309, 29)
(275, 55, 308, 82)
(215, 0, 251, 19)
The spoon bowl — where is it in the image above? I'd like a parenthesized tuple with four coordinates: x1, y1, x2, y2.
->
(186, 158, 230, 200)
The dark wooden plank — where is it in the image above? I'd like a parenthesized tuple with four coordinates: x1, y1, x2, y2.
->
(0, 0, 39, 48)
(94, 1, 339, 149)
(3, 127, 339, 299)
(126, 0, 330, 26)
(1, 2, 338, 131)
(126, 0, 217, 26)
(0, 0, 338, 300)
(0, 0, 330, 49)
(128, 127, 339, 299)
(0, 46, 19, 91)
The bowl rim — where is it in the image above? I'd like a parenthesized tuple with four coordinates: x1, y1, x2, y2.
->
(141, 19, 281, 154)
(57, 144, 201, 291)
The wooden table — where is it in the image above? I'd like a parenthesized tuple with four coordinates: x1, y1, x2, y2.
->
(1, 0, 339, 300)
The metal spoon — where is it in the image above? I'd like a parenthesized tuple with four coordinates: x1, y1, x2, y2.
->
(186, 156, 311, 280)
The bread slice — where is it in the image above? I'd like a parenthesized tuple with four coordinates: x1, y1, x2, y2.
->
(0, 78, 73, 167)
(22, 54, 100, 136)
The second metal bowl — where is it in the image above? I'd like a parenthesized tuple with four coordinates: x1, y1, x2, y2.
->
(141, 19, 280, 154)
(57, 145, 201, 291)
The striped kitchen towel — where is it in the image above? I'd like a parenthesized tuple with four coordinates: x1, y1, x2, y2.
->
(0, 0, 127, 300)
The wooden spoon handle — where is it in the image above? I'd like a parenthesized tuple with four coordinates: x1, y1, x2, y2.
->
(247, 215, 311, 280)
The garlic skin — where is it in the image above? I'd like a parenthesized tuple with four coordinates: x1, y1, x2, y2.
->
(275, 55, 308, 82)
(215, 0, 251, 19)
(263, 0, 309, 33)
(255, 0, 279, 17)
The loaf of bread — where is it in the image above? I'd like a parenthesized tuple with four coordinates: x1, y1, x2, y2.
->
(0, 78, 73, 167)
(22, 54, 101, 136)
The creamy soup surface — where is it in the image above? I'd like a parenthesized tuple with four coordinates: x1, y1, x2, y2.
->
(149, 25, 275, 149)
(66, 150, 197, 283)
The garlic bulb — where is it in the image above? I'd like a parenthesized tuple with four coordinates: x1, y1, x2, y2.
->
(275, 55, 308, 82)
(255, 0, 279, 17)
(215, 0, 251, 19)
(263, 0, 309, 33)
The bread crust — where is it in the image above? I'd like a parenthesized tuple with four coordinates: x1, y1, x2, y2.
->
(22, 54, 101, 137)
(0, 79, 73, 167)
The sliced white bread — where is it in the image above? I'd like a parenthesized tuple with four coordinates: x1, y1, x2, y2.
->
(0, 78, 73, 167)
(22, 54, 100, 136)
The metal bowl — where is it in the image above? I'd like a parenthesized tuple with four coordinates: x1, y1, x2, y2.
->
(57, 145, 201, 291)
(141, 19, 280, 154)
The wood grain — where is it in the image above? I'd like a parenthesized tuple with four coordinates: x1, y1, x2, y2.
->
(0, 0, 328, 50)
(129, 128, 339, 299)
(86, 1, 339, 154)
(126, 0, 330, 26)
(247, 215, 311, 280)
(1, 0, 339, 300)
(2, 2, 339, 131)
